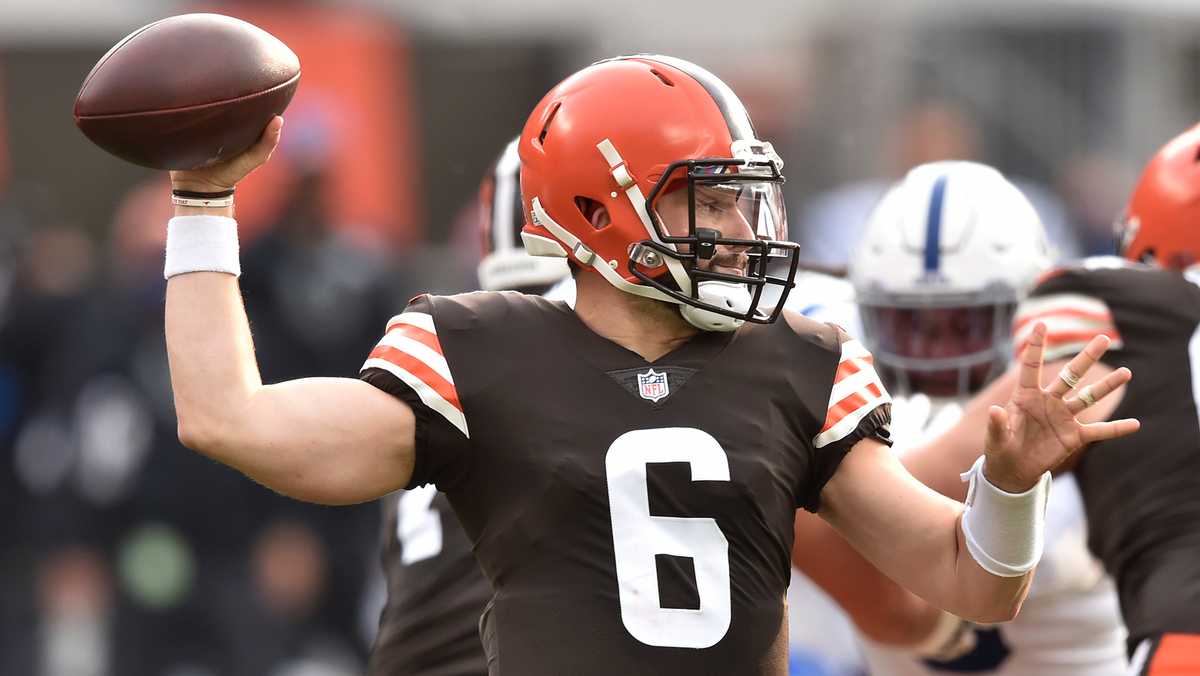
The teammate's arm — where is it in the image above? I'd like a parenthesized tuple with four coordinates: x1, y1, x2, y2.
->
(166, 118, 416, 505)
(815, 324, 1136, 624)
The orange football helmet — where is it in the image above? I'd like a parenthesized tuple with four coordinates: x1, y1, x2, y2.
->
(1119, 121, 1200, 269)
(518, 55, 799, 331)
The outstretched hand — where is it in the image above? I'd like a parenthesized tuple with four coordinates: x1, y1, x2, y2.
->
(169, 116, 284, 193)
(982, 322, 1139, 493)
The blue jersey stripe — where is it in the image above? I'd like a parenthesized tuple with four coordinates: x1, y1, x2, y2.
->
(924, 175, 949, 274)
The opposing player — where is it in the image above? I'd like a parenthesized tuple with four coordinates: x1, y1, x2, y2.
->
(794, 161, 1128, 675)
(159, 55, 1136, 674)
(370, 139, 567, 675)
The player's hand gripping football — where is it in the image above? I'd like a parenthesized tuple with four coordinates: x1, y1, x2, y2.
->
(982, 322, 1139, 493)
(169, 115, 283, 193)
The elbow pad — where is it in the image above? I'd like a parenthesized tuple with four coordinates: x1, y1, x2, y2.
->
(959, 455, 1051, 578)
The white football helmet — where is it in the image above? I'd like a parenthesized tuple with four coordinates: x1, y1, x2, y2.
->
(477, 138, 570, 293)
(849, 161, 1052, 397)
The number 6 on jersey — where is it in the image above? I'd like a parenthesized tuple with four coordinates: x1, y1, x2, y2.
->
(605, 427, 733, 649)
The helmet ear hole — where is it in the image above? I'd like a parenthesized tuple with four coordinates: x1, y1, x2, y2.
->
(575, 197, 611, 230)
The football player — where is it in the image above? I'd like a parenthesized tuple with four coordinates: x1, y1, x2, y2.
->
(1031, 125, 1200, 673)
(369, 138, 567, 675)
(158, 55, 1136, 675)
(793, 161, 1128, 675)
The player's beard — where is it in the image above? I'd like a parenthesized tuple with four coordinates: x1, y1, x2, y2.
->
(702, 250, 751, 277)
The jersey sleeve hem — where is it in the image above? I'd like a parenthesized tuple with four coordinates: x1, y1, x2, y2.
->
(361, 367, 434, 490)
(802, 404, 892, 513)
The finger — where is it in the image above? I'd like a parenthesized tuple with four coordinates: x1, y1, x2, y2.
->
(1017, 323, 1047, 389)
(1065, 367, 1132, 414)
(985, 405, 1009, 447)
(1046, 333, 1113, 398)
(249, 116, 284, 163)
(1079, 418, 1140, 443)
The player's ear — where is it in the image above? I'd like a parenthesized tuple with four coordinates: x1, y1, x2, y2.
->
(575, 197, 611, 230)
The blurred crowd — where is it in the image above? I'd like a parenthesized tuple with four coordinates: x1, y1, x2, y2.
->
(0, 149, 480, 675)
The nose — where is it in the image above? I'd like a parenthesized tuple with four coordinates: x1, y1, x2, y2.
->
(704, 209, 754, 269)
(720, 202, 756, 241)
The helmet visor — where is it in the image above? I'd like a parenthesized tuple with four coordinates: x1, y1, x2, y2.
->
(654, 177, 787, 244)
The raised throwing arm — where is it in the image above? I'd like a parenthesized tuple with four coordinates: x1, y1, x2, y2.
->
(165, 117, 416, 505)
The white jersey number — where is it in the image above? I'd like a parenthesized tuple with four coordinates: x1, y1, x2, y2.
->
(605, 427, 732, 649)
(397, 485, 443, 565)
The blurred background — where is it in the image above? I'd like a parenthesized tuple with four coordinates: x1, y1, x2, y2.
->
(0, 0, 1197, 674)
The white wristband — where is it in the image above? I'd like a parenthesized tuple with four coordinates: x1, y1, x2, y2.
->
(164, 215, 241, 279)
(959, 455, 1050, 578)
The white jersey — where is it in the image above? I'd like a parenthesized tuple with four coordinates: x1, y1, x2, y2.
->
(784, 273, 1127, 676)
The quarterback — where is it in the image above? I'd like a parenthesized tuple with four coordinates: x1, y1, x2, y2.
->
(159, 56, 1135, 675)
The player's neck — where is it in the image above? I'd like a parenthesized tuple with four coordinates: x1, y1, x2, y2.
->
(573, 271, 699, 362)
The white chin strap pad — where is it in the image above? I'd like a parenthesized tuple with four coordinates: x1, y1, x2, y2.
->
(959, 455, 1051, 578)
(679, 280, 751, 332)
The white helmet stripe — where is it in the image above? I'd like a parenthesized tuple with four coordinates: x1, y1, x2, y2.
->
(530, 197, 683, 304)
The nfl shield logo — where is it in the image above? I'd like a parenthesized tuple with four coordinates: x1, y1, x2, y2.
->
(637, 369, 670, 403)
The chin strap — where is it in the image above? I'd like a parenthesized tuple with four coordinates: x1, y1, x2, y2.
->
(530, 198, 669, 303)
(530, 199, 745, 332)
(680, 281, 748, 332)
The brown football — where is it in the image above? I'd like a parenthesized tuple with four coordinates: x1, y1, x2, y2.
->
(74, 13, 300, 170)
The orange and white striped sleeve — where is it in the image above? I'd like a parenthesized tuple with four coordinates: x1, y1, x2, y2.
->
(361, 309, 469, 439)
(1012, 292, 1123, 364)
(813, 338, 892, 449)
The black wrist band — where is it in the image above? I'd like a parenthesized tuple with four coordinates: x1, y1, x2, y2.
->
(172, 188, 235, 199)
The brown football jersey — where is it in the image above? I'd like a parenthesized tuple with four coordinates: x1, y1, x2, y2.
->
(361, 291, 890, 675)
(368, 488, 490, 676)
(1014, 258, 1200, 644)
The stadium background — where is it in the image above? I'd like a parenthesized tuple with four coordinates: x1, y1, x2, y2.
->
(0, 0, 1195, 674)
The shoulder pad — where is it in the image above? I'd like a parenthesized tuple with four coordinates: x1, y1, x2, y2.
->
(781, 309, 845, 354)
(410, 290, 553, 331)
